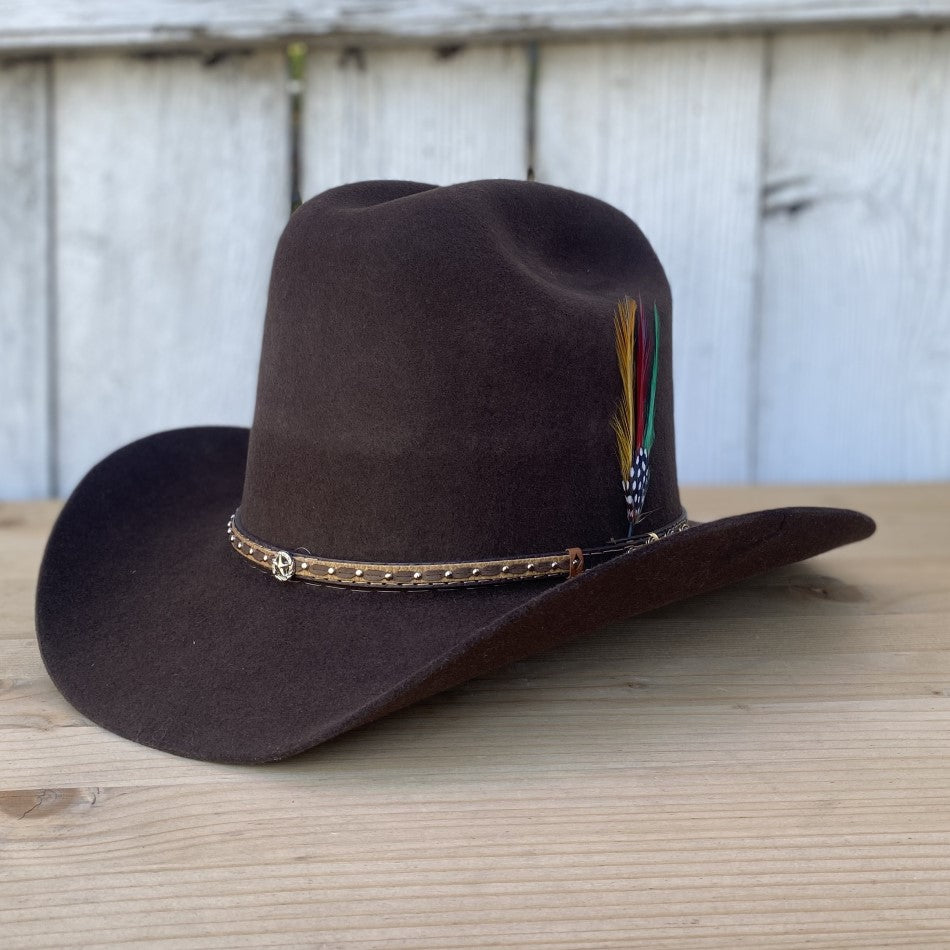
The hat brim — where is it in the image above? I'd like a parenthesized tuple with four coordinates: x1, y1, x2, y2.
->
(36, 427, 875, 764)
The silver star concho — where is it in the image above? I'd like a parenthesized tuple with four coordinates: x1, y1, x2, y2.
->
(271, 550, 296, 582)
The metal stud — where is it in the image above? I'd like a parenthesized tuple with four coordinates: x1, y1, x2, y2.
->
(526, 563, 533, 571)
(354, 569, 364, 577)
(501, 565, 510, 573)
(248, 548, 254, 555)
(327, 567, 335, 575)
(237, 542, 242, 549)
(471, 568, 480, 576)
(300, 562, 308, 570)
(384, 572, 393, 580)
(551, 561, 558, 569)
(263, 555, 268, 561)
(413, 571, 422, 580)
(444, 570, 453, 578)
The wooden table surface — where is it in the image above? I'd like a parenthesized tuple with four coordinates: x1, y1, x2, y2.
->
(1, 485, 948, 949)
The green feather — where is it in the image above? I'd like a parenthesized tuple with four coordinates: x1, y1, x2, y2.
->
(642, 304, 660, 454)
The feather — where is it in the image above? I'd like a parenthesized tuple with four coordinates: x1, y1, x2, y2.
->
(609, 297, 636, 482)
(642, 303, 660, 455)
(635, 296, 649, 448)
(610, 296, 661, 533)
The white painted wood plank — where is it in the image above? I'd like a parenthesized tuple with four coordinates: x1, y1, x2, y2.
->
(758, 29, 950, 482)
(54, 51, 289, 494)
(535, 36, 765, 485)
(3, 1, 950, 51)
(0, 60, 50, 499)
(302, 44, 528, 197)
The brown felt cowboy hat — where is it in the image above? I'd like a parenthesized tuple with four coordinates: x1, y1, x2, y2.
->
(35, 179, 875, 764)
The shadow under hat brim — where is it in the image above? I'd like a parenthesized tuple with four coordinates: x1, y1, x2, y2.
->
(36, 426, 875, 764)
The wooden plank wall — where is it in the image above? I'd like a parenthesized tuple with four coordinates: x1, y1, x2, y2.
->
(303, 45, 529, 192)
(0, 61, 50, 498)
(1, 25, 949, 498)
(53, 51, 289, 492)
(760, 29, 950, 482)
(3, 1, 947, 49)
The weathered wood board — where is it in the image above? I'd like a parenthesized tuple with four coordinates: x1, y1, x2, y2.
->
(302, 43, 529, 197)
(52, 51, 290, 493)
(758, 28, 950, 481)
(0, 60, 50, 498)
(2, 1, 950, 51)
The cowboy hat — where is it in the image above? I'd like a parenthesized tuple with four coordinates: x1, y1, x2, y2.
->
(35, 179, 875, 763)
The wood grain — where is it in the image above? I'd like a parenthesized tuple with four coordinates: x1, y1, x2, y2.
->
(0, 59, 50, 498)
(757, 29, 950, 482)
(52, 51, 289, 494)
(1, 484, 948, 947)
(301, 43, 529, 198)
(535, 35, 766, 485)
(2, 1, 950, 51)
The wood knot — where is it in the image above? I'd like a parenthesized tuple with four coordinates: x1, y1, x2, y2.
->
(0, 787, 100, 820)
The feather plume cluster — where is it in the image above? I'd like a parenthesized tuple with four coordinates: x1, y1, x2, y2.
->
(610, 297, 660, 535)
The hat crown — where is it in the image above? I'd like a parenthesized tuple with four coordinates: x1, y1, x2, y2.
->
(240, 179, 680, 561)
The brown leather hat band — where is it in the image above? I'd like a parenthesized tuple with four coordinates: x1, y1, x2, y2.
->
(227, 510, 690, 590)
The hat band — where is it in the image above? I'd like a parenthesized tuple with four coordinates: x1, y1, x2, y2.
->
(226, 509, 690, 590)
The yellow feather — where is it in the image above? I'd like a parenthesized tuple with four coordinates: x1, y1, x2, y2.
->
(610, 297, 637, 478)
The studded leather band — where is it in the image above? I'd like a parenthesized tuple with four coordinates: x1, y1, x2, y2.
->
(227, 509, 690, 590)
